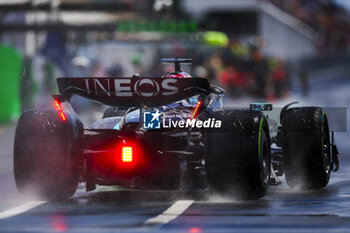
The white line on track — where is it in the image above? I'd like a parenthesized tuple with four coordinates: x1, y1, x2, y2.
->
(144, 200, 194, 226)
(0, 201, 46, 219)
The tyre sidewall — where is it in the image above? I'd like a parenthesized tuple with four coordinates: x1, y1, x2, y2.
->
(14, 109, 80, 200)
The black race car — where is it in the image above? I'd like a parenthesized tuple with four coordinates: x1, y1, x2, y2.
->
(13, 58, 340, 200)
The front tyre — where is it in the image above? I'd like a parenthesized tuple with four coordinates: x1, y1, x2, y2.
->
(205, 110, 271, 199)
(282, 107, 331, 189)
(14, 109, 81, 200)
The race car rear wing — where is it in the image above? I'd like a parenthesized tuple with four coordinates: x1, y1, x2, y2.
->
(55, 77, 210, 107)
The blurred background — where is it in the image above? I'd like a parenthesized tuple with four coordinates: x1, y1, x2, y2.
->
(0, 1, 349, 229)
(0, 0, 349, 135)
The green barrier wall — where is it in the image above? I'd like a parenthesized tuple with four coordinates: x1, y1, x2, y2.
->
(0, 45, 22, 122)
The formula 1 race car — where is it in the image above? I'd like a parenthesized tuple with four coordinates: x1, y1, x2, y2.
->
(14, 58, 340, 200)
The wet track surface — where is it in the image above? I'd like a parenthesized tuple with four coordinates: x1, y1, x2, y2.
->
(0, 69, 349, 232)
(1, 123, 350, 233)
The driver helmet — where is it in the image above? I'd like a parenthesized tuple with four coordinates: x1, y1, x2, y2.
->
(162, 71, 199, 106)
(162, 71, 192, 78)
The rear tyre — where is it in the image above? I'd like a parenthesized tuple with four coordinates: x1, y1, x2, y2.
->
(205, 110, 271, 199)
(14, 109, 81, 200)
(282, 107, 331, 189)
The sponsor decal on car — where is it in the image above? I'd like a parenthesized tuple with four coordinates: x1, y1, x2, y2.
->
(83, 78, 178, 97)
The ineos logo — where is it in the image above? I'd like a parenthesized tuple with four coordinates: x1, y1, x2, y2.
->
(134, 79, 160, 97)
(84, 78, 179, 97)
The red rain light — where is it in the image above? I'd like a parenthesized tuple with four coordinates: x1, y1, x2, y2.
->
(122, 146, 133, 162)
(191, 101, 202, 119)
(54, 100, 66, 121)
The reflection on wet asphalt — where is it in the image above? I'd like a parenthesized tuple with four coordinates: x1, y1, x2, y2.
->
(0, 157, 349, 232)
